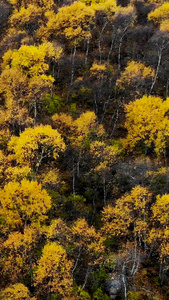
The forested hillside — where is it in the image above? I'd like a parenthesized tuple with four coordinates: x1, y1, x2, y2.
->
(1, 0, 169, 299)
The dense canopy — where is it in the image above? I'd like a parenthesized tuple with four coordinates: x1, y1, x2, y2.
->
(1, 0, 169, 299)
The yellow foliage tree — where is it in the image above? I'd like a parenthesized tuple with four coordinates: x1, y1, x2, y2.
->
(148, 2, 169, 24)
(72, 218, 105, 262)
(72, 111, 104, 148)
(0, 283, 35, 300)
(149, 194, 169, 261)
(53, 111, 104, 148)
(8, 125, 65, 170)
(90, 61, 108, 80)
(89, 0, 117, 16)
(35, 242, 73, 298)
(117, 61, 155, 95)
(46, 218, 71, 247)
(0, 150, 14, 184)
(124, 95, 169, 155)
(102, 185, 152, 239)
(102, 186, 152, 277)
(37, 1, 95, 43)
(2, 43, 59, 77)
(0, 149, 32, 185)
(10, 4, 42, 30)
(160, 19, 169, 33)
(1, 42, 62, 124)
(0, 69, 33, 131)
(72, 218, 105, 289)
(36, 1, 95, 87)
(8, 0, 55, 39)
(52, 113, 75, 139)
(2, 226, 41, 282)
(4, 165, 31, 182)
(90, 140, 121, 205)
(0, 179, 51, 230)
(52, 111, 104, 179)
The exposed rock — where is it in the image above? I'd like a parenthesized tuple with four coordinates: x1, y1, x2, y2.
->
(107, 274, 122, 300)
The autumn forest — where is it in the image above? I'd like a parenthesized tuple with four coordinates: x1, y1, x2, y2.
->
(1, 0, 169, 299)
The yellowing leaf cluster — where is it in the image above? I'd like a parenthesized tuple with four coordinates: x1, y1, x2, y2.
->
(10, 4, 42, 28)
(35, 242, 73, 296)
(46, 218, 71, 244)
(2, 226, 40, 281)
(8, 125, 66, 166)
(72, 218, 105, 263)
(1, 283, 34, 300)
(124, 95, 169, 155)
(148, 2, 169, 24)
(0, 179, 51, 229)
(4, 165, 31, 182)
(90, 140, 121, 173)
(38, 1, 95, 42)
(160, 19, 169, 32)
(3, 44, 52, 77)
(53, 111, 104, 149)
(117, 61, 155, 89)
(102, 186, 152, 238)
(148, 194, 169, 260)
(90, 0, 117, 15)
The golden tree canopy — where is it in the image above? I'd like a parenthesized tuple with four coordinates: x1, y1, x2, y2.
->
(1, 283, 34, 300)
(0, 179, 51, 229)
(8, 125, 66, 167)
(124, 95, 169, 155)
(35, 242, 73, 296)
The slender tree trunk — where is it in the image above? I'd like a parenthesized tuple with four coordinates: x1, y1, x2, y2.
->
(85, 36, 90, 64)
(52, 60, 55, 78)
(72, 246, 82, 275)
(107, 30, 116, 64)
(51, 84, 53, 100)
(118, 38, 123, 72)
(159, 261, 166, 285)
(110, 109, 119, 137)
(98, 21, 108, 64)
(50, 60, 55, 100)
(101, 94, 111, 124)
(94, 92, 98, 114)
(29, 258, 33, 287)
(103, 175, 106, 206)
(149, 50, 162, 95)
(57, 60, 60, 80)
(143, 211, 147, 252)
(70, 43, 77, 87)
(82, 266, 92, 290)
(16, 97, 22, 134)
(34, 99, 37, 126)
(131, 234, 140, 277)
(118, 27, 128, 72)
(91, 190, 97, 224)
(122, 263, 127, 300)
(73, 159, 76, 196)
(101, 77, 113, 123)
(131, 245, 137, 276)
(35, 147, 45, 174)
(77, 150, 81, 178)
(66, 43, 77, 103)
